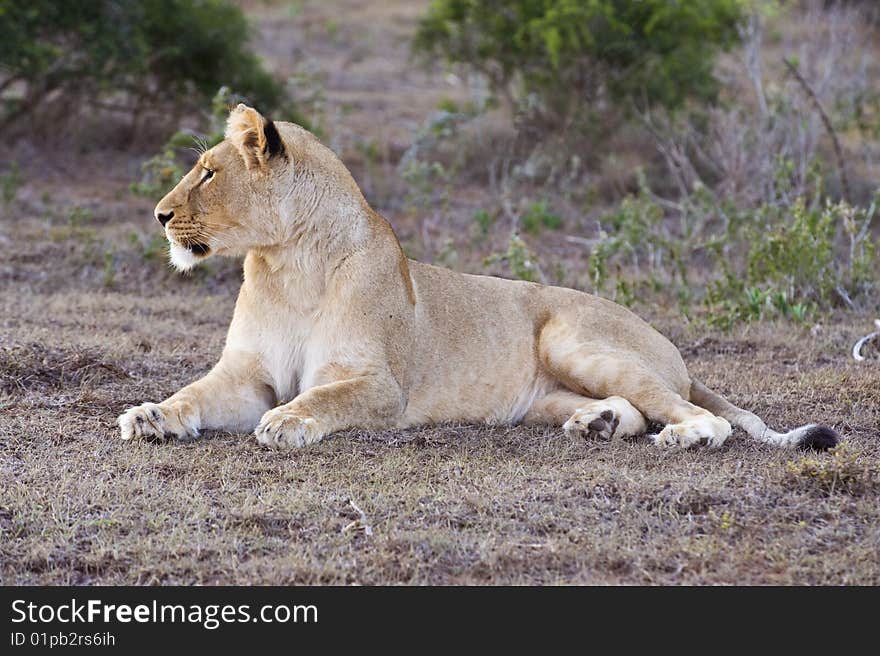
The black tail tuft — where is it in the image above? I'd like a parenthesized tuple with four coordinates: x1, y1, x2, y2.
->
(798, 425, 839, 451)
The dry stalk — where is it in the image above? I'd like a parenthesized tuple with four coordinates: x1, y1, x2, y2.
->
(783, 57, 851, 204)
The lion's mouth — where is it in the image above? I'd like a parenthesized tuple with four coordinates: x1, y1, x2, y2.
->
(188, 242, 211, 257)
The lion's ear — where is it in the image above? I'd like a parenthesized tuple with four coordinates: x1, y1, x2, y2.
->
(225, 103, 285, 171)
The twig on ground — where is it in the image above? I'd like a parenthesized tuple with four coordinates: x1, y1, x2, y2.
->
(342, 498, 373, 536)
(852, 319, 880, 362)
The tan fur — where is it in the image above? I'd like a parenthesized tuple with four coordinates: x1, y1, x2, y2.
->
(225, 103, 272, 171)
(117, 105, 822, 451)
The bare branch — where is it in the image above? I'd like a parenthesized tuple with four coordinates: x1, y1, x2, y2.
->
(783, 57, 852, 204)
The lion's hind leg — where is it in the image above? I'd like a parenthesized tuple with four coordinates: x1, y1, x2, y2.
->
(537, 320, 731, 449)
(523, 390, 647, 441)
(651, 411, 732, 449)
(563, 396, 648, 442)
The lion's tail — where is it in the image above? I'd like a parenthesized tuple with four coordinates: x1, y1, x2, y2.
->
(690, 380, 839, 450)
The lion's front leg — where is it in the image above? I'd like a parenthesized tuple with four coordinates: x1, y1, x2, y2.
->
(255, 370, 403, 449)
(118, 400, 201, 441)
(118, 351, 274, 441)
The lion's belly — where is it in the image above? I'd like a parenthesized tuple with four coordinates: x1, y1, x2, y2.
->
(399, 265, 553, 426)
(400, 366, 555, 427)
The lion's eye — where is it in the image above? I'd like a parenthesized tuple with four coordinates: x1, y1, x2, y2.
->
(203, 168, 215, 180)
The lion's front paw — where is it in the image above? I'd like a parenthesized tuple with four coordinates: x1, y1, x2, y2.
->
(117, 402, 199, 442)
(564, 408, 619, 441)
(255, 409, 324, 449)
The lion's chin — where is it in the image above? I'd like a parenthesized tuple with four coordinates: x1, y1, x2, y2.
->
(169, 241, 208, 272)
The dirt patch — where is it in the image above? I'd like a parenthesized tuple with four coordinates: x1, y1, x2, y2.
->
(0, 342, 129, 394)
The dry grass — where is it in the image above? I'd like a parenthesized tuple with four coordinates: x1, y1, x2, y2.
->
(1, 0, 879, 586)
(2, 217, 878, 585)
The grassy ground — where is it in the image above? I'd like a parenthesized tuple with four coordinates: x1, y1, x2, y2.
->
(2, 277, 878, 585)
(1, 1, 879, 585)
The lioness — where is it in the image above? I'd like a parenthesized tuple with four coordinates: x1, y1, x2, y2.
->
(118, 104, 839, 451)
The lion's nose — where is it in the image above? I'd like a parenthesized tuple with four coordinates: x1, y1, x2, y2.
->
(156, 210, 174, 227)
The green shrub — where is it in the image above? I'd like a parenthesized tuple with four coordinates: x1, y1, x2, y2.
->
(472, 208, 495, 238)
(588, 179, 684, 296)
(485, 233, 543, 282)
(1, 161, 22, 206)
(521, 201, 562, 234)
(0, 0, 283, 130)
(582, 173, 878, 328)
(747, 199, 837, 304)
(413, 0, 745, 126)
(704, 198, 877, 328)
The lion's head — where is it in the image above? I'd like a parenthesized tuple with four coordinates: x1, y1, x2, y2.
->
(154, 103, 360, 271)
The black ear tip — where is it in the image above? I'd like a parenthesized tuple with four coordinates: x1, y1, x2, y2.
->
(799, 425, 839, 451)
(263, 118, 285, 159)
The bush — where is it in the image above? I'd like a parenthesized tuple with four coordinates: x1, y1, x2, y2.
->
(703, 197, 878, 327)
(0, 0, 283, 131)
(484, 233, 544, 282)
(521, 201, 562, 234)
(784, 445, 879, 497)
(1, 160, 22, 206)
(413, 0, 746, 127)
(584, 169, 878, 328)
(588, 174, 686, 303)
(641, 4, 878, 210)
